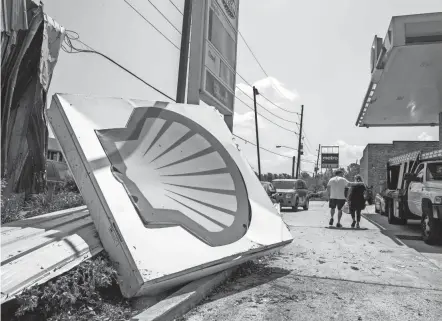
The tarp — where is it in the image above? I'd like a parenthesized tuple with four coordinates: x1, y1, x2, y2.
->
(1, 5, 65, 195)
(48, 94, 293, 298)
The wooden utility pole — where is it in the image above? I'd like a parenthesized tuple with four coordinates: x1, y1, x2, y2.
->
(291, 156, 296, 178)
(315, 144, 321, 178)
(296, 105, 304, 178)
(175, 0, 192, 103)
(253, 86, 261, 180)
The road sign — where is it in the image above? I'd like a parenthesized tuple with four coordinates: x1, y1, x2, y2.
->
(188, 0, 240, 116)
(321, 146, 339, 169)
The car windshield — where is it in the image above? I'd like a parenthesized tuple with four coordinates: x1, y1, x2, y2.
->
(272, 181, 296, 189)
(427, 163, 442, 181)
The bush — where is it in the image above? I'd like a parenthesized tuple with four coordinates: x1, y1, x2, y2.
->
(13, 254, 131, 321)
(23, 191, 84, 218)
(0, 178, 84, 224)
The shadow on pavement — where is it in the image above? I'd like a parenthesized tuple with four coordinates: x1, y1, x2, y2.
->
(362, 213, 442, 253)
(202, 260, 291, 304)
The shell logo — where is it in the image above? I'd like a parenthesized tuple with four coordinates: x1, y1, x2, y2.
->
(221, 0, 237, 19)
(96, 107, 250, 247)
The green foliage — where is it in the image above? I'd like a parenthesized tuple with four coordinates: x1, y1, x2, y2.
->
(14, 254, 131, 321)
(1, 178, 84, 224)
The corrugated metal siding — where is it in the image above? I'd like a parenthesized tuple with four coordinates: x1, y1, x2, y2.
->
(1, 0, 30, 34)
(1, 206, 103, 303)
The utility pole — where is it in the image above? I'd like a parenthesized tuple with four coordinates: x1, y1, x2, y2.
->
(253, 86, 262, 180)
(296, 105, 304, 178)
(315, 144, 321, 178)
(176, 0, 192, 103)
(291, 156, 296, 179)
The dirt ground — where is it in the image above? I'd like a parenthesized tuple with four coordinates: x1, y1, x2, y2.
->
(179, 203, 442, 321)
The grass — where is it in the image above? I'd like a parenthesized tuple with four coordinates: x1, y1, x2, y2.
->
(3, 254, 132, 321)
(1, 177, 85, 224)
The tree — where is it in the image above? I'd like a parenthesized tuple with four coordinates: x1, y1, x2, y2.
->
(345, 163, 360, 182)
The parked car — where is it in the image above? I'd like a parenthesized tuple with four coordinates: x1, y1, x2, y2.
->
(272, 179, 309, 211)
(374, 193, 386, 215)
(365, 185, 374, 205)
(260, 181, 277, 203)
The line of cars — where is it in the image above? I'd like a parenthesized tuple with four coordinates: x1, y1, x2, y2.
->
(261, 179, 309, 212)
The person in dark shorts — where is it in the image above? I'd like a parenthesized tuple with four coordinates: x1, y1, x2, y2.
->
(327, 170, 360, 227)
(347, 174, 366, 228)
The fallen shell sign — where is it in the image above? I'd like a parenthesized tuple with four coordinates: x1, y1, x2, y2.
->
(47, 94, 293, 298)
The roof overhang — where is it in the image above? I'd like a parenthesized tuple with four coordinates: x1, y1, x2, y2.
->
(356, 12, 442, 127)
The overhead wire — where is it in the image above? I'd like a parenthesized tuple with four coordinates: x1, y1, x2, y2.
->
(124, 0, 301, 134)
(235, 86, 299, 125)
(145, 0, 182, 34)
(238, 31, 300, 108)
(233, 134, 293, 159)
(169, 0, 183, 15)
(235, 71, 300, 115)
(61, 30, 176, 101)
(123, 0, 180, 50)
(235, 95, 298, 134)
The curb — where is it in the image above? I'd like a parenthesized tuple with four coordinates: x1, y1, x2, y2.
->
(131, 268, 235, 321)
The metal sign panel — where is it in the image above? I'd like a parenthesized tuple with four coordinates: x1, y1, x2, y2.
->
(188, 0, 239, 115)
(321, 146, 339, 169)
(47, 94, 292, 298)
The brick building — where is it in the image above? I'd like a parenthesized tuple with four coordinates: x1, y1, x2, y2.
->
(360, 141, 439, 194)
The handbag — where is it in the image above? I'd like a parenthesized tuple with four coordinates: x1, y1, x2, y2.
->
(342, 202, 350, 214)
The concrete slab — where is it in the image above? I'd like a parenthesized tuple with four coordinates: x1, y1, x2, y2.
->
(47, 94, 293, 298)
(131, 269, 234, 321)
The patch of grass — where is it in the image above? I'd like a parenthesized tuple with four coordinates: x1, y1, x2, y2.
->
(1, 178, 85, 224)
(10, 254, 131, 321)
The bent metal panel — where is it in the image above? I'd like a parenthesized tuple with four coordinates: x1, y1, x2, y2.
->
(47, 94, 293, 298)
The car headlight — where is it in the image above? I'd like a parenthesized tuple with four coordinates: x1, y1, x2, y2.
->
(434, 196, 442, 204)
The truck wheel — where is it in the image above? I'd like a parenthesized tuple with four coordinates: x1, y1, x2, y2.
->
(422, 208, 442, 245)
(387, 201, 399, 225)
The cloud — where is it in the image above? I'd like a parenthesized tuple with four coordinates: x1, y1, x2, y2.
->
(334, 140, 365, 166)
(417, 132, 434, 141)
(233, 76, 302, 174)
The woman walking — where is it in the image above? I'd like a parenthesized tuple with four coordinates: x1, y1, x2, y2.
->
(347, 175, 366, 228)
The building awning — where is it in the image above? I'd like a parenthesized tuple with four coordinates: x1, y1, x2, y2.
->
(356, 13, 442, 128)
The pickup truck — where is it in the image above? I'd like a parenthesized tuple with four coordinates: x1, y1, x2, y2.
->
(383, 150, 442, 244)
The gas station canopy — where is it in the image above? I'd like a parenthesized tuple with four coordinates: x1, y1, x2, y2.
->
(356, 13, 442, 127)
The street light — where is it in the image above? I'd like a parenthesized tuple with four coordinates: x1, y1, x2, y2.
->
(276, 146, 297, 178)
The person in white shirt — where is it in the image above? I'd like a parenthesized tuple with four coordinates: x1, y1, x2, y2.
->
(327, 169, 356, 227)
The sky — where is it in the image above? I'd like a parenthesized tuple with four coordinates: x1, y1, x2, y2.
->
(42, 0, 441, 175)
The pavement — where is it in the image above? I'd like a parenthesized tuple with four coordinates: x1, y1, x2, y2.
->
(180, 201, 442, 321)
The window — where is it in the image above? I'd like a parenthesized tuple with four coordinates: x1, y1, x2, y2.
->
(415, 164, 425, 179)
(427, 163, 442, 181)
(272, 181, 295, 189)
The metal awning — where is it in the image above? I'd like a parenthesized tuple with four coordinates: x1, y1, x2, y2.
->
(356, 13, 442, 127)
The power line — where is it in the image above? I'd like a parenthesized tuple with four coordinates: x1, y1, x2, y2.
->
(235, 95, 298, 134)
(236, 86, 299, 125)
(235, 71, 300, 115)
(62, 30, 176, 101)
(238, 31, 298, 104)
(169, 0, 183, 15)
(123, 0, 180, 50)
(145, 0, 182, 34)
(233, 134, 292, 159)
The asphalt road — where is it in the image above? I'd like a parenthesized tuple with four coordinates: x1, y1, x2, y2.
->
(181, 201, 442, 321)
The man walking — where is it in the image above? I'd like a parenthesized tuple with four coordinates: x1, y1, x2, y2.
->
(327, 169, 351, 227)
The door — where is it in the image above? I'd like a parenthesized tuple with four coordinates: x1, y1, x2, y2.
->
(408, 164, 425, 216)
